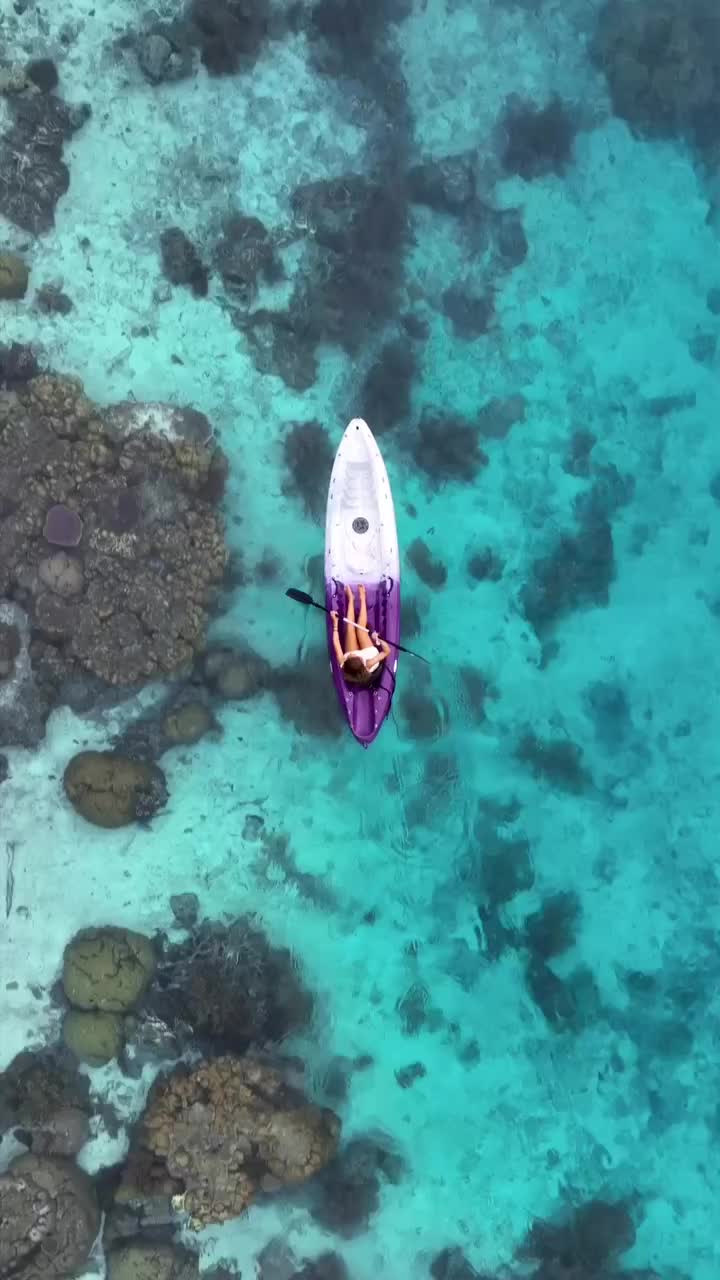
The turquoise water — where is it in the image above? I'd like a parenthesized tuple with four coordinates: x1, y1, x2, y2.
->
(1, 1, 719, 1278)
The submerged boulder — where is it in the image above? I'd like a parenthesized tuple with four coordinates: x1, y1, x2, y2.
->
(63, 926, 157, 1012)
(204, 647, 270, 700)
(0, 250, 29, 299)
(0, 1154, 99, 1279)
(168, 892, 200, 929)
(160, 700, 215, 746)
(63, 751, 168, 827)
(0, 1046, 92, 1157)
(107, 1241, 199, 1280)
(63, 1009, 124, 1066)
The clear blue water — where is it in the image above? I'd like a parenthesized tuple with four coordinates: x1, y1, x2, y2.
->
(1, 1, 719, 1278)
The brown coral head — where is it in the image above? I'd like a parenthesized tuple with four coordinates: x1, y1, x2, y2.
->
(139, 1054, 341, 1228)
(43, 504, 83, 547)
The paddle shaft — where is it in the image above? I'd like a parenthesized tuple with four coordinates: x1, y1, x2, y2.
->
(310, 598, 382, 641)
(336, 613, 378, 641)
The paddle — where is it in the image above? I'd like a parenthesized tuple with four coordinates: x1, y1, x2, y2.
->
(286, 588, 430, 664)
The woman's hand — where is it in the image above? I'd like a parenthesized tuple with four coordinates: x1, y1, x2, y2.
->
(371, 630, 380, 644)
(330, 610, 339, 630)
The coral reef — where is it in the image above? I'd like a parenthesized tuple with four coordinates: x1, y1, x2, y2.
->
(477, 835, 534, 907)
(442, 285, 494, 338)
(288, 173, 409, 355)
(584, 680, 632, 749)
(458, 665, 494, 722)
(268, 648, 345, 738)
(105, 1244, 198, 1280)
(0, 86, 91, 233)
(398, 689, 445, 739)
(407, 538, 447, 589)
(430, 1247, 490, 1280)
(0, 618, 20, 677)
(521, 515, 615, 638)
(361, 339, 416, 434)
(237, 165, 410, 388)
(477, 394, 526, 439)
(308, 1136, 404, 1237)
(525, 957, 602, 1033)
(36, 282, 74, 314)
(145, 916, 313, 1054)
(281, 420, 335, 523)
(306, 0, 412, 88)
(26, 59, 59, 93)
(120, 1010, 183, 1079)
(523, 891, 582, 960)
(129, 27, 194, 84)
(130, 1055, 340, 1228)
(214, 212, 281, 305)
(187, 0, 272, 77)
(563, 428, 596, 477)
(290, 1256, 349, 1280)
(159, 227, 209, 297)
(407, 152, 477, 215)
(0, 375, 227, 727)
(501, 96, 577, 179)
(410, 412, 488, 484)
(0, 342, 40, 388)
(467, 547, 504, 582)
(106, 1241, 199, 1280)
(495, 210, 528, 266)
(518, 1196, 636, 1276)
(515, 732, 591, 793)
(593, 0, 720, 147)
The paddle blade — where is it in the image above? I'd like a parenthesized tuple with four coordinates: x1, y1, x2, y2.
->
(286, 588, 314, 605)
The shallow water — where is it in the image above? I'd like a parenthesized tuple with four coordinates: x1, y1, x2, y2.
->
(1, 1, 719, 1278)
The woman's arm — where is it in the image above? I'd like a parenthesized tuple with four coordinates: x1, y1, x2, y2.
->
(372, 631, 392, 662)
(331, 612, 345, 665)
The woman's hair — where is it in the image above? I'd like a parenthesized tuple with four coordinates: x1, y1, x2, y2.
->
(343, 655, 372, 685)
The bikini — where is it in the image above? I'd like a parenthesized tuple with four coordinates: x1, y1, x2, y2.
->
(342, 645, 381, 673)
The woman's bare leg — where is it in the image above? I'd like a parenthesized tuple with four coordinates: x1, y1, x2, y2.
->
(344, 583, 359, 651)
(355, 583, 375, 650)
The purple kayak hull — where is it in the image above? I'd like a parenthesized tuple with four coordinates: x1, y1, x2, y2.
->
(326, 578, 400, 746)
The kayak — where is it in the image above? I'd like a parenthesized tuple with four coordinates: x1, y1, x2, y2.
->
(325, 418, 401, 746)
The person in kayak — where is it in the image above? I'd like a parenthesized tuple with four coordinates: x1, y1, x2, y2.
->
(331, 583, 392, 685)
